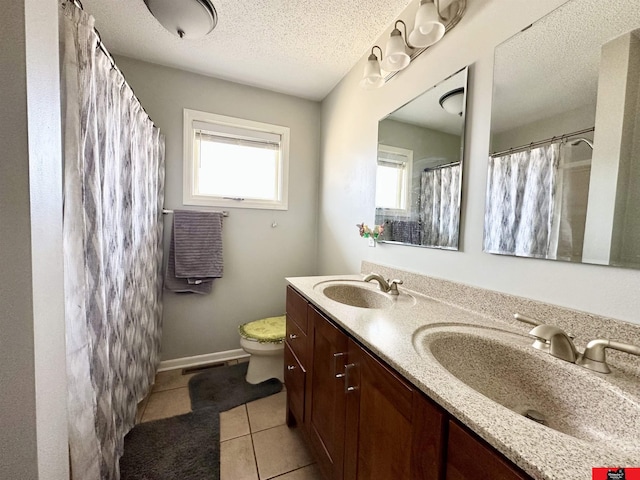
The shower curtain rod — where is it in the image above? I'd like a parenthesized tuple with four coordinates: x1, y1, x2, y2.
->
(424, 161, 460, 171)
(490, 127, 595, 158)
(162, 208, 229, 217)
(68, 0, 154, 123)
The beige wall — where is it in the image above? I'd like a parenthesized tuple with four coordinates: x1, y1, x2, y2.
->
(115, 56, 321, 360)
(0, 0, 68, 478)
(318, 0, 640, 325)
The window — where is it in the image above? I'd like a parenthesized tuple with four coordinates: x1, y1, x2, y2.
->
(183, 109, 289, 210)
(375, 144, 413, 215)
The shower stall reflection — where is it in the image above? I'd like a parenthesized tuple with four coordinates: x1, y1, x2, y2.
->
(484, 134, 593, 262)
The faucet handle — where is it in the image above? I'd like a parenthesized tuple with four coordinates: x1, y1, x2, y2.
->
(388, 279, 403, 295)
(577, 339, 640, 374)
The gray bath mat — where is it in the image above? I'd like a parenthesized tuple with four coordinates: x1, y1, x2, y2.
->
(189, 362, 282, 411)
(120, 362, 282, 479)
(120, 407, 219, 480)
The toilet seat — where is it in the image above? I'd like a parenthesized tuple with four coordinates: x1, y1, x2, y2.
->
(238, 315, 286, 343)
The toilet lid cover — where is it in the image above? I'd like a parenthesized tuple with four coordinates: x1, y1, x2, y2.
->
(239, 315, 286, 343)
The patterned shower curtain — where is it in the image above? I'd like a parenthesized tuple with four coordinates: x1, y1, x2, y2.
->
(419, 164, 461, 248)
(483, 144, 559, 258)
(61, 3, 165, 479)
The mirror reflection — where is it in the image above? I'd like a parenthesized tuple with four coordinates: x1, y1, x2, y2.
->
(486, 0, 640, 269)
(375, 67, 467, 249)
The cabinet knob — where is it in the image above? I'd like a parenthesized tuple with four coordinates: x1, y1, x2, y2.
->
(287, 365, 296, 371)
(289, 333, 298, 340)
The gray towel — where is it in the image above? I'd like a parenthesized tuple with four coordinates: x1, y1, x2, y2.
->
(388, 220, 422, 244)
(164, 210, 223, 295)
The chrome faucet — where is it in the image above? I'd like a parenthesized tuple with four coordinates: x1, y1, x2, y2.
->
(528, 324, 579, 363)
(363, 273, 403, 296)
(576, 339, 640, 374)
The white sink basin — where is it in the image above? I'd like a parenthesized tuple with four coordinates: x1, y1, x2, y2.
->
(412, 323, 640, 452)
(313, 280, 416, 309)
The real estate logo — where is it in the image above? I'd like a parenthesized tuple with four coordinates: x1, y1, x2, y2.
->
(593, 468, 640, 480)
(607, 469, 625, 480)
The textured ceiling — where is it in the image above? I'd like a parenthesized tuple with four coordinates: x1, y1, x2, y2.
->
(81, 0, 412, 101)
(492, 0, 640, 134)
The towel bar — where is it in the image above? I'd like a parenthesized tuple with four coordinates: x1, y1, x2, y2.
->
(162, 209, 229, 217)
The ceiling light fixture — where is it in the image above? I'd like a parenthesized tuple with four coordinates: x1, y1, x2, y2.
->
(439, 87, 465, 116)
(362, 0, 466, 89)
(144, 0, 218, 39)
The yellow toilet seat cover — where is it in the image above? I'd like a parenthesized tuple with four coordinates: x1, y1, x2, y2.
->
(239, 315, 286, 343)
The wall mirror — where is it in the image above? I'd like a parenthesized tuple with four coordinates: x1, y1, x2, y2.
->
(485, 0, 640, 269)
(375, 66, 468, 249)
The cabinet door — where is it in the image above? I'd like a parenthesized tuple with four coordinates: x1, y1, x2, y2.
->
(306, 306, 349, 480)
(446, 421, 532, 480)
(286, 315, 308, 366)
(284, 342, 306, 427)
(344, 339, 415, 480)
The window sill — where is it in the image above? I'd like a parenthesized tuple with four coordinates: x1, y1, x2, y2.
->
(184, 195, 288, 211)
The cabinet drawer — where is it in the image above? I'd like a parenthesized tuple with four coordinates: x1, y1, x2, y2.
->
(446, 421, 531, 480)
(286, 286, 308, 333)
(286, 317, 308, 366)
(284, 343, 306, 425)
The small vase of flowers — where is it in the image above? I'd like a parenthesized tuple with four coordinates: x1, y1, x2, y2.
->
(356, 222, 384, 240)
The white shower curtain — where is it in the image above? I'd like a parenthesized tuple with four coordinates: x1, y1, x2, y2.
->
(419, 164, 461, 248)
(483, 144, 559, 257)
(61, 3, 165, 479)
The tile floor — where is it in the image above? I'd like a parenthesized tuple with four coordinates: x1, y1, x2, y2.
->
(136, 361, 322, 480)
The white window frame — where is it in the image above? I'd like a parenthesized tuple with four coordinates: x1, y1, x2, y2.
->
(375, 144, 413, 217)
(183, 108, 290, 210)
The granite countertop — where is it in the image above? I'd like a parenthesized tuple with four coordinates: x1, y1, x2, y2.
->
(286, 274, 640, 480)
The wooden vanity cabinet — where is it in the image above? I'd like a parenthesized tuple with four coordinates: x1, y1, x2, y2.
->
(285, 286, 310, 427)
(306, 305, 349, 480)
(284, 343, 305, 426)
(285, 286, 533, 480)
(344, 338, 446, 480)
(446, 421, 531, 480)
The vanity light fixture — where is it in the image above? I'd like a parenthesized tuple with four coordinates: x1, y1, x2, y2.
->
(381, 20, 413, 72)
(439, 87, 465, 116)
(409, 0, 446, 48)
(360, 46, 385, 89)
(144, 0, 218, 39)
(361, 0, 466, 89)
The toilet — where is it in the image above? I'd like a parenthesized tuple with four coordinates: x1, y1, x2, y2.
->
(238, 315, 286, 384)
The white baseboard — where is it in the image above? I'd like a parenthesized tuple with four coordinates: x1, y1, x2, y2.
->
(158, 348, 250, 372)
